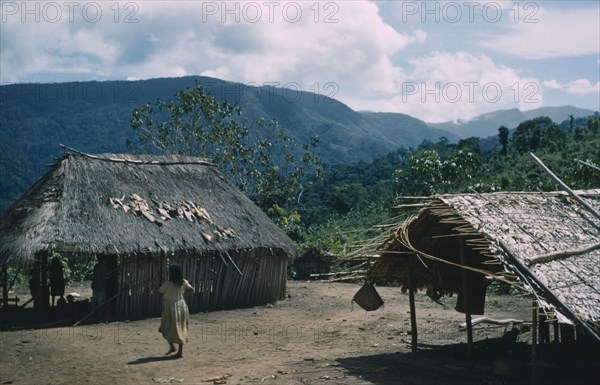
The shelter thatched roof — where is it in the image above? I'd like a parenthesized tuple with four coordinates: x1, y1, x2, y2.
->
(372, 189, 600, 340)
(0, 153, 297, 264)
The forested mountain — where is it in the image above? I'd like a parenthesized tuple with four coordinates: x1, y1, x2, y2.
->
(1, 76, 597, 214)
(0, 76, 453, 211)
(295, 113, 600, 251)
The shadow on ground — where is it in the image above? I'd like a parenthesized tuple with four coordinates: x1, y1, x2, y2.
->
(127, 355, 182, 365)
(336, 340, 600, 385)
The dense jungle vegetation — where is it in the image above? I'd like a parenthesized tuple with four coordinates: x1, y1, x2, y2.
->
(292, 114, 600, 253)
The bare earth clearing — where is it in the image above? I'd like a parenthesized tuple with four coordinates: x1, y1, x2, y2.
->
(0, 281, 596, 385)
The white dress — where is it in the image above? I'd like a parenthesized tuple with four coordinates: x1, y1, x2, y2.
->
(158, 279, 194, 345)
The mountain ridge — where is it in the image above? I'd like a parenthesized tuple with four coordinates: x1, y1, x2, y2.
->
(429, 105, 597, 138)
(1, 76, 596, 211)
(0, 76, 455, 210)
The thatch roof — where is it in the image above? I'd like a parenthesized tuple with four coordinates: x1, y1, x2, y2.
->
(372, 189, 600, 341)
(0, 153, 297, 264)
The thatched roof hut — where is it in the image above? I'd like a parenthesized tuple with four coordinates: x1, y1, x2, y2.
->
(371, 189, 600, 343)
(0, 152, 296, 319)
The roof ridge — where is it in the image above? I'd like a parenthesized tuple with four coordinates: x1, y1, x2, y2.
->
(59, 144, 217, 167)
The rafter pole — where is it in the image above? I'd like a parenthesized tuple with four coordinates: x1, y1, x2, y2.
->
(576, 159, 600, 172)
(529, 152, 600, 220)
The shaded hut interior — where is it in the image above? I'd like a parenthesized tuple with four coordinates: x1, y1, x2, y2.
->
(375, 207, 502, 315)
(0, 152, 297, 321)
(292, 247, 335, 280)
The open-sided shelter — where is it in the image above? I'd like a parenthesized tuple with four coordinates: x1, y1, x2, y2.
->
(371, 189, 600, 345)
(0, 152, 297, 319)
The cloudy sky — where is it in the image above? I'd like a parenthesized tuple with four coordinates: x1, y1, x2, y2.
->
(1, 0, 599, 122)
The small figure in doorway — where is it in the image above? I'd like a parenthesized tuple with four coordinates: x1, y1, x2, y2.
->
(28, 266, 39, 300)
(24, 263, 40, 307)
(49, 257, 65, 306)
(91, 258, 109, 321)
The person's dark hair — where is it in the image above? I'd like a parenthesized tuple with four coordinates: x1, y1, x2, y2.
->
(168, 263, 183, 286)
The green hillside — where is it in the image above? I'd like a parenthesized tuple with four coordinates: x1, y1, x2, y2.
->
(1, 77, 597, 219)
(0, 77, 454, 211)
(294, 113, 600, 252)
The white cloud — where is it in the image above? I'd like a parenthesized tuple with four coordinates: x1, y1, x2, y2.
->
(346, 52, 543, 123)
(0, 2, 423, 92)
(1, 1, 597, 121)
(542, 80, 563, 90)
(543, 79, 600, 95)
(192, 1, 423, 96)
(565, 79, 600, 95)
(483, 6, 600, 59)
(1, 4, 132, 82)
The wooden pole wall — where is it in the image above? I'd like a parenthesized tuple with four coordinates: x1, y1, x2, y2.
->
(113, 249, 288, 320)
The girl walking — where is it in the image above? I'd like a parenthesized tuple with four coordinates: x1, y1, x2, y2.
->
(159, 263, 194, 358)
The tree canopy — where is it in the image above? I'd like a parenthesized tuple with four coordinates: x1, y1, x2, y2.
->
(294, 114, 599, 251)
(129, 81, 322, 215)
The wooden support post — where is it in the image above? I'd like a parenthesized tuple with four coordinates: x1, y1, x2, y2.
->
(2, 262, 8, 308)
(36, 253, 49, 320)
(459, 240, 473, 366)
(33, 257, 40, 314)
(407, 256, 418, 358)
(531, 300, 539, 385)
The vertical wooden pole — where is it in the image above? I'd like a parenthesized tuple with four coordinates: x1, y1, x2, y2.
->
(33, 258, 40, 315)
(531, 300, 539, 385)
(407, 255, 418, 357)
(39, 252, 49, 319)
(459, 240, 473, 365)
(1, 262, 8, 308)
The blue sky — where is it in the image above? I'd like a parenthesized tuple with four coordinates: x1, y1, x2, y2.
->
(1, 0, 598, 122)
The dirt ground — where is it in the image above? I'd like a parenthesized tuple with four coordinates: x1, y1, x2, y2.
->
(1, 280, 598, 385)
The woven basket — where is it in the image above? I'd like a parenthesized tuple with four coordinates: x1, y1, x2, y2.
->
(352, 282, 384, 311)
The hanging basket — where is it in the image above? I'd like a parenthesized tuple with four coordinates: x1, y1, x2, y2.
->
(352, 282, 384, 311)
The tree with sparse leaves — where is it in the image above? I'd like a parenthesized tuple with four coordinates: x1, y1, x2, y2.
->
(129, 81, 322, 215)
